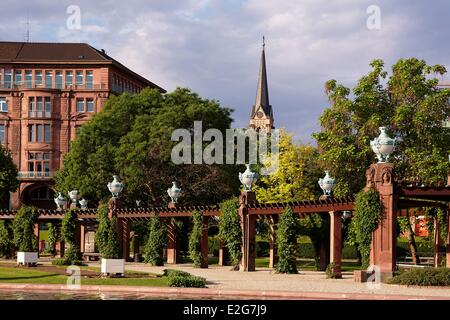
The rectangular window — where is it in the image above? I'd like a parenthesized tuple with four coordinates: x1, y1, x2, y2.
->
(45, 71, 52, 88)
(65, 71, 73, 86)
(36, 97, 43, 118)
(86, 70, 93, 89)
(36, 124, 43, 142)
(14, 70, 22, 86)
(4, 68, 11, 88)
(76, 70, 83, 86)
(44, 124, 51, 143)
(86, 98, 94, 112)
(28, 125, 35, 142)
(76, 98, 84, 112)
(55, 71, 63, 89)
(35, 70, 42, 86)
(0, 124, 4, 143)
(0, 97, 7, 112)
(28, 152, 51, 176)
(25, 70, 32, 88)
(29, 97, 35, 118)
(43, 162, 50, 176)
(44, 97, 51, 117)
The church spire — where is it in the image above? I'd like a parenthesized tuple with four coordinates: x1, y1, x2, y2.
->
(249, 36, 274, 131)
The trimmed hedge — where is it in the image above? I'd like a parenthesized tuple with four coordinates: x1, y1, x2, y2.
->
(389, 268, 450, 286)
(163, 269, 206, 288)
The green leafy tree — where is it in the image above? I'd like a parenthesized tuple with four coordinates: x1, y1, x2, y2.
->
(0, 144, 19, 206)
(13, 205, 38, 252)
(61, 209, 81, 263)
(313, 58, 450, 263)
(0, 220, 13, 257)
(276, 206, 298, 274)
(188, 210, 203, 267)
(47, 222, 59, 257)
(144, 214, 167, 266)
(218, 198, 241, 270)
(55, 88, 240, 207)
(95, 204, 120, 259)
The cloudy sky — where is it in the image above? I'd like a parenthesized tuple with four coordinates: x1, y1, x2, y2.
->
(1, 0, 449, 143)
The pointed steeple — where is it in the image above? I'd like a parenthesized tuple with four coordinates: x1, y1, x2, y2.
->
(249, 36, 274, 131)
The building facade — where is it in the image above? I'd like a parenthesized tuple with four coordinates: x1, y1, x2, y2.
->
(0, 42, 165, 209)
(249, 39, 274, 131)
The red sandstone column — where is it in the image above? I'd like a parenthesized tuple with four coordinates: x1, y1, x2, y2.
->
(366, 163, 397, 281)
(239, 191, 257, 272)
(79, 224, 85, 254)
(329, 211, 342, 278)
(166, 219, 179, 264)
(269, 215, 278, 269)
(122, 219, 130, 261)
(218, 239, 225, 266)
(434, 217, 442, 268)
(200, 216, 209, 268)
(34, 223, 40, 253)
(446, 205, 450, 268)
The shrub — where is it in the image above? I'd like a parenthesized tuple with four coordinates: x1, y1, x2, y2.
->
(95, 205, 120, 259)
(52, 258, 85, 266)
(353, 188, 383, 267)
(0, 220, 13, 258)
(219, 198, 241, 269)
(188, 210, 202, 267)
(163, 269, 191, 277)
(388, 268, 450, 286)
(61, 209, 81, 264)
(325, 262, 339, 279)
(13, 205, 38, 252)
(47, 222, 59, 257)
(168, 275, 206, 288)
(144, 214, 167, 266)
(276, 206, 298, 274)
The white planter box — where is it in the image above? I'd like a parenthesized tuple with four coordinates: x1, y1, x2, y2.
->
(17, 252, 38, 265)
(101, 258, 125, 275)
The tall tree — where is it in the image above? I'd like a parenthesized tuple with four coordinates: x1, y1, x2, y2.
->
(55, 88, 240, 206)
(0, 144, 19, 207)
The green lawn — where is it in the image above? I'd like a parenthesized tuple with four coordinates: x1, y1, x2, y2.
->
(0, 267, 168, 287)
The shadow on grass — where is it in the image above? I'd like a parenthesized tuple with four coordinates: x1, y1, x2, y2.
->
(0, 274, 60, 281)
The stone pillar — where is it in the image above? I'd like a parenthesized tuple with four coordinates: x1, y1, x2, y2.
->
(34, 223, 40, 252)
(133, 234, 140, 262)
(269, 215, 278, 269)
(166, 219, 179, 264)
(446, 205, 450, 268)
(200, 216, 209, 268)
(434, 217, 443, 268)
(79, 224, 85, 253)
(239, 191, 257, 272)
(329, 211, 342, 278)
(122, 219, 130, 261)
(366, 163, 397, 281)
(218, 239, 227, 266)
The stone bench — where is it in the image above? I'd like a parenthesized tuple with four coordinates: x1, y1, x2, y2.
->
(82, 252, 100, 261)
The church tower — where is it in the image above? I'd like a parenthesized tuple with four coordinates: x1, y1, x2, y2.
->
(249, 37, 274, 131)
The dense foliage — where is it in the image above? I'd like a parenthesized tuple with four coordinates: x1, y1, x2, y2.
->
(60, 209, 81, 264)
(218, 198, 241, 269)
(389, 268, 450, 286)
(144, 214, 167, 266)
(55, 88, 240, 207)
(95, 204, 120, 259)
(188, 210, 203, 267)
(275, 207, 298, 274)
(313, 58, 450, 197)
(164, 269, 206, 288)
(0, 220, 13, 258)
(0, 144, 19, 204)
(353, 188, 383, 267)
(13, 205, 38, 252)
(47, 222, 59, 257)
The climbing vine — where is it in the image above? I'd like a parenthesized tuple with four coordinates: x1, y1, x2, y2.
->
(188, 210, 202, 267)
(0, 220, 13, 258)
(353, 188, 383, 267)
(275, 206, 299, 274)
(47, 222, 59, 257)
(60, 209, 81, 264)
(144, 214, 167, 266)
(218, 198, 241, 270)
(13, 205, 38, 252)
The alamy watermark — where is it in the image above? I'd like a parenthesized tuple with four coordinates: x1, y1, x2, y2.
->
(66, 265, 81, 289)
(366, 4, 381, 30)
(66, 5, 82, 30)
(171, 121, 280, 175)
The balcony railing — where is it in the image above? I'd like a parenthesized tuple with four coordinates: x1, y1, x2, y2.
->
(0, 81, 108, 90)
(18, 171, 53, 179)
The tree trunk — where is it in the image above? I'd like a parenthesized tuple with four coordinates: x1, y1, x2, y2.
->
(407, 213, 420, 264)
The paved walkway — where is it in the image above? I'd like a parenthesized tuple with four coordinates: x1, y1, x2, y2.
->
(104, 262, 450, 299)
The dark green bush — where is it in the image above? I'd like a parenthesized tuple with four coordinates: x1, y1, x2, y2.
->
(47, 222, 59, 257)
(61, 209, 81, 264)
(219, 198, 241, 269)
(167, 274, 206, 288)
(276, 206, 298, 274)
(51, 258, 85, 266)
(388, 268, 450, 286)
(13, 205, 38, 252)
(163, 269, 191, 277)
(256, 241, 270, 257)
(144, 215, 167, 266)
(188, 210, 202, 267)
(0, 220, 13, 258)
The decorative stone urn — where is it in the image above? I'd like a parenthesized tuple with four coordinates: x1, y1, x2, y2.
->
(107, 175, 124, 198)
(239, 164, 259, 192)
(54, 192, 67, 210)
(79, 198, 88, 210)
(68, 190, 81, 205)
(370, 127, 396, 163)
(318, 170, 336, 196)
(167, 182, 182, 203)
